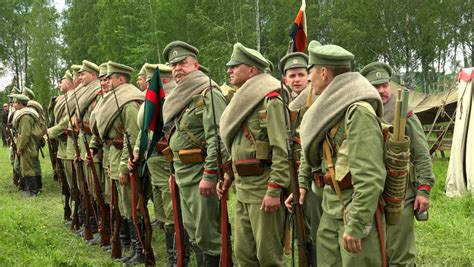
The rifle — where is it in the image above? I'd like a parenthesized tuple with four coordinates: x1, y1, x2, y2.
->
(5, 126, 21, 187)
(44, 107, 59, 181)
(111, 179, 122, 259)
(169, 162, 185, 266)
(64, 92, 94, 241)
(208, 75, 233, 266)
(72, 90, 111, 247)
(70, 161, 81, 231)
(280, 72, 308, 266)
(57, 158, 72, 221)
(110, 85, 155, 265)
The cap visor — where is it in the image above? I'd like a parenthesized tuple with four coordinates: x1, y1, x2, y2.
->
(169, 55, 188, 65)
(226, 60, 242, 67)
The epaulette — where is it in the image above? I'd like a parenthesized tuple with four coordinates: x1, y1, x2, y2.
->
(266, 91, 280, 98)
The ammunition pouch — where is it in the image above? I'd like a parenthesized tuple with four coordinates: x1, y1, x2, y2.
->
(234, 158, 265, 177)
(104, 138, 124, 150)
(155, 138, 168, 154)
(314, 172, 353, 191)
(178, 147, 205, 164)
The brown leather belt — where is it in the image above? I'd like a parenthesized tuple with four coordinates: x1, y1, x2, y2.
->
(103, 138, 124, 150)
(314, 172, 353, 191)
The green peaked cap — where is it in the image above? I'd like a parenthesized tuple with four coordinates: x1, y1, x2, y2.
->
(62, 70, 73, 81)
(279, 52, 309, 73)
(106, 61, 134, 77)
(360, 62, 393, 85)
(98, 63, 108, 78)
(144, 63, 173, 81)
(308, 42, 354, 67)
(79, 60, 99, 74)
(70, 64, 82, 76)
(163, 41, 199, 64)
(23, 87, 35, 100)
(12, 94, 30, 103)
(138, 63, 147, 77)
(226, 42, 269, 71)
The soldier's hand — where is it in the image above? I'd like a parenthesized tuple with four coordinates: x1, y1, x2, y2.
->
(342, 232, 362, 254)
(128, 154, 139, 171)
(216, 174, 232, 199)
(119, 173, 128, 185)
(16, 150, 22, 156)
(284, 188, 307, 212)
(260, 195, 281, 213)
(199, 179, 216, 197)
(414, 195, 429, 214)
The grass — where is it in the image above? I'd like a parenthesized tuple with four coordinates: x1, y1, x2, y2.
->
(0, 146, 473, 266)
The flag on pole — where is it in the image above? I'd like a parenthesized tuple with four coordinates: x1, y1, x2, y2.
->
(139, 68, 166, 165)
(289, 0, 307, 52)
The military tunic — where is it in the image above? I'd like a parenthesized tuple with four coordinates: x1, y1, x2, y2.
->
(316, 103, 386, 267)
(168, 89, 227, 256)
(230, 93, 289, 266)
(14, 113, 39, 177)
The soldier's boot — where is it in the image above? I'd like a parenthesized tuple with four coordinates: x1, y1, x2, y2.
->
(21, 176, 33, 197)
(36, 175, 42, 191)
(204, 254, 220, 267)
(192, 243, 206, 267)
(29, 176, 40, 195)
(165, 231, 177, 267)
(115, 218, 132, 262)
(126, 220, 145, 264)
(306, 241, 317, 267)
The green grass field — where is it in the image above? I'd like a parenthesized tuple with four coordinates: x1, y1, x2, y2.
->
(0, 146, 472, 266)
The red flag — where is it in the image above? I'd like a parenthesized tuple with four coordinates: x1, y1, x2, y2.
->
(289, 0, 307, 52)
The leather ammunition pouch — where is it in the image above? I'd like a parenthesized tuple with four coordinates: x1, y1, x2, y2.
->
(323, 173, 353, 191)
(234, 158, 264, 177)
(178, 147, 205, 164)
(104, 138, 124, 150)
(155, 138, 168, 154)
(162, 146, 174, 162)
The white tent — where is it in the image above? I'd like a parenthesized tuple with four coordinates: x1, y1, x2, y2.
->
(446, 68, 474, 197)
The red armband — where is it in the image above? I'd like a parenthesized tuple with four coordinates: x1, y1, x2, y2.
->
(417, 185, 431, 191)
(204, 169, 218, 175)
(268, 183, 281, 189)
(266, 91, 280, 98)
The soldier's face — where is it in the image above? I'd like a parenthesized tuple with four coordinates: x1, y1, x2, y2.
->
(374, 82, 392, 104)
(284, 67, 308, 95)
(3, 105, 8, 111)
(100, 77, 110, 92)
(80, 71, 94, 86)
(227, 64, 253, 88)
(136, 75, 147, 91)
(171, 56, 199, 83)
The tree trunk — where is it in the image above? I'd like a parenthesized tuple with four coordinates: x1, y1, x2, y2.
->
(255, 0, 260, 52)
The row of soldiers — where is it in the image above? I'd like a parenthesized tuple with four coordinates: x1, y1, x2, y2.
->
(12, 39, 435, 266)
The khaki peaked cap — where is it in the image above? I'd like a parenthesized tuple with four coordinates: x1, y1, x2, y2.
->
(226, 42, 269, 71)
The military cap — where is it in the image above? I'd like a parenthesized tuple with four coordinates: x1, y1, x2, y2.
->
(12, 94, 30, 104)
(226, 42, 269, 71)
(106, 61, 134, 77)
(157, 64, 172, 74)
(98, 63, 108, 78)
(62, 70, 73, 81)
(10, 86, 21, 95)
(71, 64, 82, 76)
(138, 63, 147, 77)
(308, 42, 354, 68)
(199, 65, 209, 74)
(79, 60, 99, 74)
(266, 59, 274, 73)
(360, 62, 393, 85)
(279, 52, 309, 73)
(23, 87, 35, 100)
(163, 41, 199, 64)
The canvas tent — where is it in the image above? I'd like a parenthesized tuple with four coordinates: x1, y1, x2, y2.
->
(446, 68, 474, 197)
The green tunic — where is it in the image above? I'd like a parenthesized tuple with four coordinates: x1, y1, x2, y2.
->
(15, 113, 39, 177)
(230, 94, 289, 266)
(168, 88, 228, 256)
(316, 103, 386, 266)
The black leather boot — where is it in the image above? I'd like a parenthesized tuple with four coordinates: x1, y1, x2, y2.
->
(126, 220, 145, 264)
(192, 243, 206, 267)
(306, 241, 317, 267)
(21, 176, 32, 197)
(115, 218, 132, 262)
(165, 231, 177, 267)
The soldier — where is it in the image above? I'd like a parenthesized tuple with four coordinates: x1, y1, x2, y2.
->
(219, 42, 289, 266)
(11, 94, 42, 196)
(281, 50, 321, 266)
(360, 62, 434, 266)
(298, 42, 386, 266)
(136, 63, 148, 91)
(48, 70, 76, 222)
(162, 40, 227, 266)
(131, 63, 178, 266)
(91, 61, 145, 264)
(2, 103, 8, 147)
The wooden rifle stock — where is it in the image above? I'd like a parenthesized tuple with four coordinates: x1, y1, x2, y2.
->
(208, 76, 233, 266)
(170, 172, 185, 266)
(111, 180, 122, 259)
(280, 76, 308, 266)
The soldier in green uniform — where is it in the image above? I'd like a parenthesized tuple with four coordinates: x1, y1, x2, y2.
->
(131, 63, 178, 266)
(281, 50, 321, 266)
(299, 42, 386, 266)
(162, 40, 227, 266)
(11, 94, 42, 196)
(136, 63, 148, 91)
(48, 70, 76, 219)
(91, 61, 145, 264)
(360, 62, 435, 266)
(219, 43, 290, 266)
